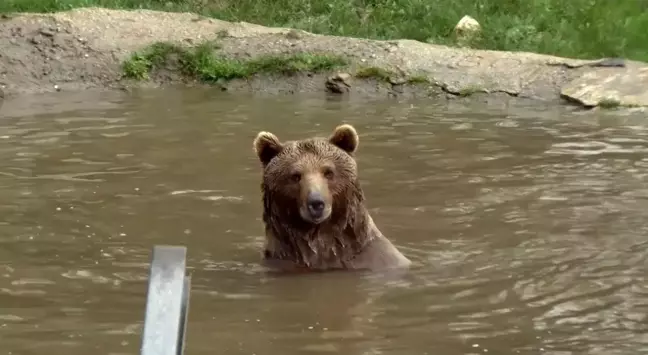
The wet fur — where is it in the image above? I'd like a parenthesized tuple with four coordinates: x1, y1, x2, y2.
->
(253, 125, 411, 271)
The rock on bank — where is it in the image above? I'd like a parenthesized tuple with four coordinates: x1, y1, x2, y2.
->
(0, 7, 647, 108)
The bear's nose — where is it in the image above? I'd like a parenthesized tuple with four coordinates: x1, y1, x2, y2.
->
(307, 192, 326, 215)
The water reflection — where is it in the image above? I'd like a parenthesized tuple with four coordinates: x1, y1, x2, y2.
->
(0, 88, 647, 355)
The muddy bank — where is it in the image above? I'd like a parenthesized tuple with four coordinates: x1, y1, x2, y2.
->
(0, 7, 647, 108)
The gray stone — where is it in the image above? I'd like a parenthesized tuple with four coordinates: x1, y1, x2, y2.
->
(561, 62, 648, 107)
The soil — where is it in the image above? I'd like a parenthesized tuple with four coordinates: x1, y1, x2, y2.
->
(0, 8, 647, 108)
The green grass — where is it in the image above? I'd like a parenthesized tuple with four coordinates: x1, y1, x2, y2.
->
(355, 66, 393, 81)
(457, 85, 486, 97)
(407, 75, 429, 84)
(2, 0, 648, 63)
(121, 40, 347, 82)
(598, 98, 622, 109)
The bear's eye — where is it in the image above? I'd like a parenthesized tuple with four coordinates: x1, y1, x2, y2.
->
(290, 172, 302, 183)
(323, 168, 335, 180)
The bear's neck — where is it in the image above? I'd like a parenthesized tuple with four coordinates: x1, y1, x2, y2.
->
(261, 185, 374, 269)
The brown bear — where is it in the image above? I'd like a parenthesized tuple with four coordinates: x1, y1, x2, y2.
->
(252, 124, 412, 272)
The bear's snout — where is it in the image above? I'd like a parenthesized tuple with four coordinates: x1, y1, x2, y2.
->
(307, 192, 326, 215)
(300, 190, 331, 224)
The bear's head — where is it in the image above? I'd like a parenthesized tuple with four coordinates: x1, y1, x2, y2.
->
(253, 124, 362, 226)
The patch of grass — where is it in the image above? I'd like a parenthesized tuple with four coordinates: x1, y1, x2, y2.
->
(2, 0, 648, 63)
(354, 66, 393, 81)
(354, 66, 430, 85)
(407, 75, 429, 84)
(122, 41, 184, 80)
(121, 40, 347, 82)
(457, 86, 485, 97)
(598, 98, 621, 109)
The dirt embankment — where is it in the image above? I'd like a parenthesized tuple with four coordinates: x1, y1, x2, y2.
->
(1, 8, 647, 108)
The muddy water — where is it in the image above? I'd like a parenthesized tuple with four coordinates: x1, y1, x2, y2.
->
(1, 88, 647, 355)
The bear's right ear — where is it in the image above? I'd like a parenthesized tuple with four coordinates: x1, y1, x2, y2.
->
(329, 124, 359, 154)
(253, 131, 283, 166)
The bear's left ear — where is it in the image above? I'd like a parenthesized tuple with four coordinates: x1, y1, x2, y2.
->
(253, 131, 284, 166)
(329, 124, 359, 154)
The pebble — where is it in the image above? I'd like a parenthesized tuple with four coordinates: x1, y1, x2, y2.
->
(285, 29, 302, 40)
(325, 72, 352, 94)
(39, 29, 55, 37)
(389, 77, 407, 85)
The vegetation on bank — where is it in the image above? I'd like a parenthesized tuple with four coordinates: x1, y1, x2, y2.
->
(123, 41, 437, 86)
(121, 41, 346, 81)
(2, 0, 648, 63)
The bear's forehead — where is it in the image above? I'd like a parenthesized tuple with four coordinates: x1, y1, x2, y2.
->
(282, 138, 337, 155)
(269, 138, 356, 169)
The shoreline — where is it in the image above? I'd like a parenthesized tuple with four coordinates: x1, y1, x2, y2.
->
(0, 7, 647, 109)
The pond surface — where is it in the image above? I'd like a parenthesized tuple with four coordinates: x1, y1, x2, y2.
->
(1, 88, 647, 355)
